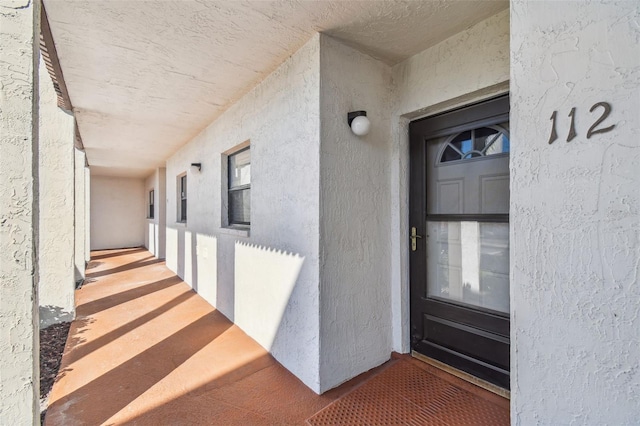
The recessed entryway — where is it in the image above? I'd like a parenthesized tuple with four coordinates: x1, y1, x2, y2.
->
(409, 95, 511, 390)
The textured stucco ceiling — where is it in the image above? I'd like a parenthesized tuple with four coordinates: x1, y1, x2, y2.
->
(44, 0, 508, 178)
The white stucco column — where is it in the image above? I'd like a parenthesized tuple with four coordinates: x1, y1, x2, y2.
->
(144, 167, 167, 259)
(74, 148, 87, 281)
(0, 0, 41, 422)
(510, 1, 639, 423)
(318, 34, 394, 392)
(38, 58, 76, 328)
(85, 166, 90, 263)
(156, 167, 166, 259)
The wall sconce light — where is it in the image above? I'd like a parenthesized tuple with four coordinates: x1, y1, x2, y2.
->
(347, 110, 371, 136)
(191, 163, 202, 172)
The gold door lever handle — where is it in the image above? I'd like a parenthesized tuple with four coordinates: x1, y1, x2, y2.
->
(410, 227, 423, 251)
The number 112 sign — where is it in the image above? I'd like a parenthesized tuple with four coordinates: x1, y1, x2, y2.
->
(548, 102, 615, 144)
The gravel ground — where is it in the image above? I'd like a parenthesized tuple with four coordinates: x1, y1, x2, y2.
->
(40, 322, 71, 424)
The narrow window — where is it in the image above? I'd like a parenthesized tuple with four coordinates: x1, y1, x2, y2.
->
(149, 190, 154, 219)
(228, 147, 250, 225)
(178, 174, 187, 222)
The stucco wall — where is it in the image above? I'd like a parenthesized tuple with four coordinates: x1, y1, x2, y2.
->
(144, 168, 166, 259)
(318, 34, 393, 392)
(394, 9, 510, 118)
(510, 1, 639, 423)
(0, 0, 40, 421)
(38, 56, 76, 328)
(162, 13, 512, 393)
(90, 175, 145, 250)
(389, 10, 510, 352)
(164, 35, 321, 392)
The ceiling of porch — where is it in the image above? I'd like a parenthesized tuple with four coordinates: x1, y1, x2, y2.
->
(43, 0, 508, 178)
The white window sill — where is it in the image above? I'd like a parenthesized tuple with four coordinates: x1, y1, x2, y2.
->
(219, 226, 250, 238)
(175, 221, 187, 227)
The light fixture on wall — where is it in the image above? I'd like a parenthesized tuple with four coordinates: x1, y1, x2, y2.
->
(191, 163, 202, 172)
(347, 111, 371, 136)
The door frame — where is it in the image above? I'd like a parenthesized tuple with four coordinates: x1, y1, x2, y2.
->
(392, 90, 515, 390)
(390, 83, 510, 358)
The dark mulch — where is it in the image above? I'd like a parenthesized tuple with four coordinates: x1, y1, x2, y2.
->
(40, 322, 71, 424)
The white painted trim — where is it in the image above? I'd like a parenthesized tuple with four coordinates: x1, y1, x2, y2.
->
(218, 226, 250, 238)
(222, 139, 250, 155)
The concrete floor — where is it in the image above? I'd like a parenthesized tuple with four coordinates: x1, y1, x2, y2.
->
(45, 248, 509, 425)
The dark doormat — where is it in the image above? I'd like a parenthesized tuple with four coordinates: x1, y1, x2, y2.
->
(306, 358, 509, 425)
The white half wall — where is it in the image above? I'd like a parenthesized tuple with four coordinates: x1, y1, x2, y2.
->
(389, 9, 510, 353)
(165, 35, 321, 392)
(510, 1, 639, 423)
(90, 175, 145, 250)
(318, 34, 393, 392)
(38, 55, 76, 328)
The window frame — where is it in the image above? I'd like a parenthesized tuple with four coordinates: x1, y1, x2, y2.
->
(227, 146, 251, 226)
(148, 189, 155, 219)
(177, 173, 187, 223)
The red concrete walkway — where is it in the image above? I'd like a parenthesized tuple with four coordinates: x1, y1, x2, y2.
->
(45, 248, 509, 425)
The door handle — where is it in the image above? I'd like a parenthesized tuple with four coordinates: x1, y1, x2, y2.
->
(410, 227, 423, 251)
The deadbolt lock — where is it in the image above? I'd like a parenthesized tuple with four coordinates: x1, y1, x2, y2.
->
(410, 227, 423, 251)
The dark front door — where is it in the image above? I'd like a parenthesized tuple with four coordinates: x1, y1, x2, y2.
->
(409, 95, 511, 389)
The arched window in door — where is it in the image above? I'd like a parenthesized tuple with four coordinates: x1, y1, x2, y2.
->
(439, 124, 510, 164)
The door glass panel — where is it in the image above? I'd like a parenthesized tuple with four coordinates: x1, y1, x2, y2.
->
(438, 122, 510, 163)
(476, 125, 510, 156)
(426, 221, 509, 313)
(450, 131, 473, 158)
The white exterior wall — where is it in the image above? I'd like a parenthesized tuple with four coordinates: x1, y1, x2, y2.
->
(510, 2, 639, 424)
(389, 10, 510, 353)
(90, 176, 145, 250)
(162, 13, 512, 394)
(165, 35, 321, 392)
(318, 35, 393, 392)
(38, 57, 76, 328)
(74, 148, 86, 281)
(393, 9, 510, 118)
(0, 0, 40, 421)
(144, 168, 166, 259)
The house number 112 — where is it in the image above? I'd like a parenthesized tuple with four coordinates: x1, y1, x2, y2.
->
(548, 101, 615, 144)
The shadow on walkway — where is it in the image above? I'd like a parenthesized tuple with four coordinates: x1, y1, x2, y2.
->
(90, 247, 147, 261)
(86, 257, 163, 279)
(45, 248, 509, 425)
(78, 275, 182, 317)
